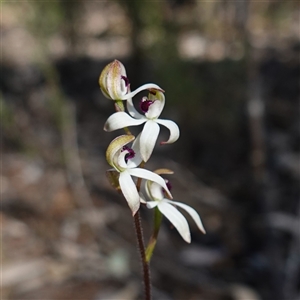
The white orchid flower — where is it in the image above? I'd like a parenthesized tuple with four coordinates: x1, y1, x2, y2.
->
(106, 134, 172, 215)
(99, 60, 162, 101)
(142, 178, 206, 243)
(104, 90, 180, 162)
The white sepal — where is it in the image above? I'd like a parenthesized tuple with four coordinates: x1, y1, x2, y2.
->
(157, 201, 191, 243)
(104, 112, 145, 132)
(156, 119, 180, 144)
(139, 120, 160, 162)
(119, 171, 140, 215)
(164, 200, 206, 234)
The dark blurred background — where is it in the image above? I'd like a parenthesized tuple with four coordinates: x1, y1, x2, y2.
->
(1, 1, 299, 299)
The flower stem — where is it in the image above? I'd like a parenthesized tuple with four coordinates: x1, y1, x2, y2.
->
(114, 99, 125, 112)
(133, 211, 151, 300)
(145, 207, 163, 262)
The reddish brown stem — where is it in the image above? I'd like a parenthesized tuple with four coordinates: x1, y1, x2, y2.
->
(134, 211, 151, 300)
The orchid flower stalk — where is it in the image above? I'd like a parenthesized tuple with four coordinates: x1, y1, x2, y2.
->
(99, 59, 205, 300)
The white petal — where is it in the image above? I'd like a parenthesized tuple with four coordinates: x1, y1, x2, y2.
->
(119, 171, 140, 215)
(117, 149, 129, 169)
(104, 112, 145, 132)
(145, 101, 164, 119)
(146, 201, 159, 209)
(148, 182, 164, 201)
(156, 119, 180, 144)
(148, 90, 165, 107)
(127, 133, 143, 168)
(140, 120, 160, 162)
(127, 97, 144, 119)
(128, 168, 172, 199)
(157, 201, 191, 243)
(164, 200, 206, 234)
(121, 83, 163, 100)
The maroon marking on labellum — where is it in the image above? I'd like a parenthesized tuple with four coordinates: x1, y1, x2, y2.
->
(140, 98, 154, 113)
(121, 76, 130, 87)
(121, 146, 135, 162)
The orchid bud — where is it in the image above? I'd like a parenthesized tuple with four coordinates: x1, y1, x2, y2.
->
(99, 60, 130, 100)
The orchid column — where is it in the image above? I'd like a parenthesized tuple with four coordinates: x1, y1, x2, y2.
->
(99, 60, 205, 300)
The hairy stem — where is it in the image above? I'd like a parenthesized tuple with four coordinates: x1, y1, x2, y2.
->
(134, 211, 151, 300)
(134, 161, 151, 299)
